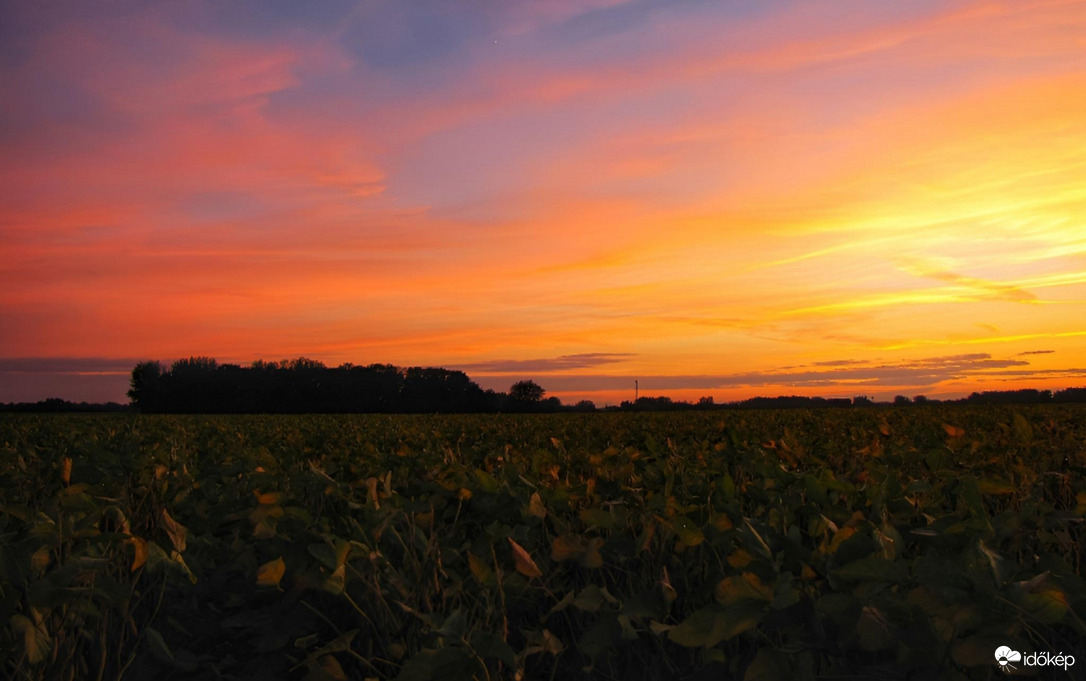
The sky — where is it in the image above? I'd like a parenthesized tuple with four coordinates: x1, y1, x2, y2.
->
(2, 0, 1086, 406)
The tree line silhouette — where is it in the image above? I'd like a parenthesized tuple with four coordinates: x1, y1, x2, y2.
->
(4, 357, 1084, 413)
(127, 357, 561, 413)
(614, 388, 1086, 411)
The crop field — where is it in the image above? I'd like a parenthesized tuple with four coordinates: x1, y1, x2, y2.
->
(2, 406, 1085, 680)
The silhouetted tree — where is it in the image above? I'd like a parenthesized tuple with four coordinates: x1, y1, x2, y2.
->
(128, 361, 165, 412)
(1055, 387, 1086, 403)
(128, 357, 518, 413)
(510, 380, 545, 403)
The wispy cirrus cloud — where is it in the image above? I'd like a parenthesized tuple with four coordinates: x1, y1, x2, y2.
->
(475, 353, 1045, 394)
(455, 353, 635, 373)
(0, 357, 138, 374)
(0, 357, 137, 403)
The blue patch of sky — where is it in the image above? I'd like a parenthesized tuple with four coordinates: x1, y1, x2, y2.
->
(338, 2, 490, 70)
(544, 0, 767, 46)
(166, 0, 359, 42)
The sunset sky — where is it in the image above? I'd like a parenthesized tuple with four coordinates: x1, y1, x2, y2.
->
(3, 0, 1086, 405)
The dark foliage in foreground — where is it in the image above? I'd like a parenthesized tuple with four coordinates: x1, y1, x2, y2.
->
(1, 407, 1083, 680)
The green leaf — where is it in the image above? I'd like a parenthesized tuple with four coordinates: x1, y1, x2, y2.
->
(771, 572, 799, 610)
(668, 606, 726, 648)
(831, 555, 908, 583)
(1012, 412, 1033, 444)
(308, 543, 338, 570)
(616, 614, 639, 640)
(145, 626, 174, 665)
(579, 507, 616, 530)
(717, 474, 736, 500)
(668, 603, 764, 648)
(438, 609, 467, 639)
(300, 630, 359, 670)
(468, 631, 516, 667)
(856, 606, 895, 651)
(1020, 589, 1069, 624)
(573, 584, 607, 613)
(744, 647, 790, 681)
(741, 519, 773, 559)
(579, 614, 622, 660)
(474, 469, 500, 492)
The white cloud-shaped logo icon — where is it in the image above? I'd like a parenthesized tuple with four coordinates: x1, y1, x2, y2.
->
(995, 646, 1022, 671)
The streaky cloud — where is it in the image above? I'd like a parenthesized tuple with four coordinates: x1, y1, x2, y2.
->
(0, 357, 140, 375)
(455, 353, 636, 373)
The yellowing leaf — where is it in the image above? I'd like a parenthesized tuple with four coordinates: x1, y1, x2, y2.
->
(249, 503, 283, 539)
(1022, 588, 1069, 624)
(977, 478, 1016, 495)
(468, 552, 492, 584)
(334, 538, 351, 567)
(528, 492, 547, 518)
(11, 612, 51, 665)
(257, 556, 286, 587)
(60, 457, 72, 485)
(324, 565, 346, 595)
(714, 573, 773, 606)
(943, 424, 965, 438)
(171, 551, 198, 584)
(726, 549, 753, 568)
(508, 538, 542, 578)
(581, 537, 604, 569)
(824, 525, 857, 555)
(313, 655, 347, 681)
(660, 566, 677, 606)
(551, 534, 586, 562)
(30, 546, 51, 573)
(160, 509, 187, 552)
(130, 537, 149, 571)
(254, 490, 282, 505)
